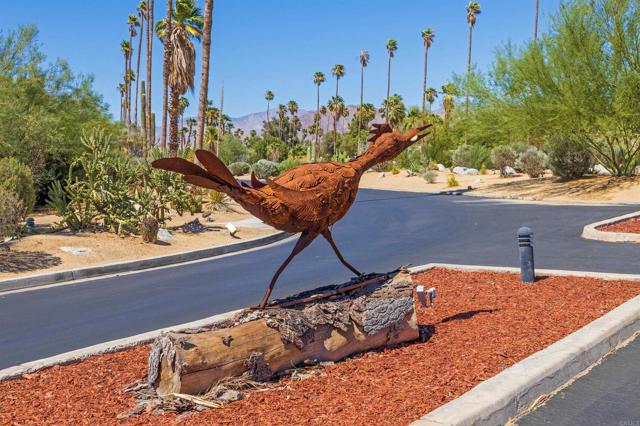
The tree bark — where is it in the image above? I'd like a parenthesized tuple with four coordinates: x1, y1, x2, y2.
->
(422, 46, 428, 113)
(195, 0, 214, 151)
(534, 0, 539, 41)
(149, 272, 419, 396)
(160, 0, 173, 151)
(169, 90, 180, 156)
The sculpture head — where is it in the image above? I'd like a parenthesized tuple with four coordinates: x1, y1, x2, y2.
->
(359, 123, 433, 166)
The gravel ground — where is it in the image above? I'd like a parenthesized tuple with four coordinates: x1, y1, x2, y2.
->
(598, 216, 640, 234)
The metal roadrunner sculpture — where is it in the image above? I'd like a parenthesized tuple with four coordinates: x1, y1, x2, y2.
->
(153, 123, 432, 308)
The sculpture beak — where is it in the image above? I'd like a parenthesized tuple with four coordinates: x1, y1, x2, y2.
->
(407, 124, 433, 143)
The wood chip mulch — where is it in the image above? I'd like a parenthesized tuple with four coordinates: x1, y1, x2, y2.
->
(2, 268, 640, 426)
(597, 216, 640, 234)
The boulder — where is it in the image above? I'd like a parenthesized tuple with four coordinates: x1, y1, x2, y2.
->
(503, 166, 517, 176)
(593, 164, 611, 176)
(452, 166, 468, 175)
(437, 164, 446, 172)
(464, 168, 479, 176)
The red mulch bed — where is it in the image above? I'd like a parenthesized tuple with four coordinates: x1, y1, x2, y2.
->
(597, 216, 640, 234)
(2, 269, 640, 426)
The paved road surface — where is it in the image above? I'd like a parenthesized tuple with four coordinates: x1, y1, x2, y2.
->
(519, 335, 640, 426)
(1, 190, 638, 369)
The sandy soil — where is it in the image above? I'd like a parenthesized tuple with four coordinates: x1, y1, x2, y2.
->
(1, 206, 275, 280)
(359, 169, 640, 203)
(2, 268, 639, 425)
(598, 216, 640, 234)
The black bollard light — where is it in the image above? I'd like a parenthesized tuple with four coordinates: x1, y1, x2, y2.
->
(518, 227, 535, 283)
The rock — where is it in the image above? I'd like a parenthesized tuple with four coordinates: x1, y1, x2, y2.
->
(157, 229, 175, 242)
(503, 166, 517, 176)
(217, 390, 243, 403)
(452, 166, 468, 175)
(437, 164, 446, 172)
(60, 246, 91, 256)
(464, 168, 479, 176)
(379, 172, 385, 178)
(225, 223, 238, 236)
(182, 219, 207, 234)
(592, 164, 611, 176)
(634, 166, 640, 176)
(475, 178, 484, 183)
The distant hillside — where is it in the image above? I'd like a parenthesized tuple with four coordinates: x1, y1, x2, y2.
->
(230, 106, 445, 136)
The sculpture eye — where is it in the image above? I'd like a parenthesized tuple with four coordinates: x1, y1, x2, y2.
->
(410, 135, 419, 142)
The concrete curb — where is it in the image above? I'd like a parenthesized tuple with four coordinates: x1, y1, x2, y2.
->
(0, 231, 292, 293)
(409, 263, 640, 426)
(581, 210, 640, 243)
(0, 310, 240, 382)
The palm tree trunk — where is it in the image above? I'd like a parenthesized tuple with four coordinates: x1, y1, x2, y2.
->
(335, 78, 339, 97)
(161, 0, 173, 151)
(128, 32, 134, 127)
(134, 15, 144, 128)
(422, 46, 428, 113)
(314, 85, 319, 162)
(357, 64, 364, 155)
(146, 0, 154, 150)
(386, 56, 391, 123)
(266, 102, 270, 134)
(534, 0, 539, 41)
(333, 112, 337, 155)
(196, 0, 214, 151)
(123, 56, 129, 123)
(466, 25, 473, 112)
(169, 90, 180, 156)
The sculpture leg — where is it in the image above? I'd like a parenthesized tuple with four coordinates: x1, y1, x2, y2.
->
(321, 228, 362, 276)
(258, 231, 317, 309)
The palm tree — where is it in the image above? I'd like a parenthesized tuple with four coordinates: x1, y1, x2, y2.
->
(385, 39, 398, 122)
(331, 64, 345, 97)
(421, 28, 435, 113)
(534, 0, 539, 41)
(159, 0, 173, 150)
(441, 83, 458, 125)
(328, 95, 345, 155)
(157, 0, 204, 155)
(320, 105, 329, 143)
(179, 96, 189, 132)
(357, 50, 369, 155)
(196, 0, 214, 151)
(380, 94, 405, 129)
(120, 40, 132, 125)
(426, 87, 438, 113)
(312, 71, 325, 161)
(127, 14, 139, 127)
(466, 1, 481, 111)
(134, 2, 147, 128)
(145, 0, 154, 149)
(264, 90, 274, 134)
(287, 100, 298, 144)
(118, 83, 127, 121)
(186, 117, 197, 146)
(277, 104, 287, 140)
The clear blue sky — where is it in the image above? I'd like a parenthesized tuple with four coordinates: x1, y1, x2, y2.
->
(1, 0, 561, 120)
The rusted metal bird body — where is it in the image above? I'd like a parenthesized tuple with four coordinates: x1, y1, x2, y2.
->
(153, 123, 432, 308)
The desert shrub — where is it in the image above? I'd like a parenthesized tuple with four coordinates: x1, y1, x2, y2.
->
(391, 165, 400, 175)
(204, 190, 236, 213)
(427, 160, 439, 171)
(479, 164, 488, 175)
(545, 135, 592, 180)
(218, 135, 249, 165)
(252, 159, 279, 179)
(0, 157, 35, 217)
(518, 147, 547, 178)
(491, 146, 517, 177)
(228, 162, 251, 176)
(453, 144, 491, 169)
(371, 162, 392, 172)
(140, 216, 159, 243)
(423, 171, 438, 184)
(0, 189, 23, 239)
(278, 158, 302, 173)
(509, 142, 530, 156)
(447, 174, 459, 187)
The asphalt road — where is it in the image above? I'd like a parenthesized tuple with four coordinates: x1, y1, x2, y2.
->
(519, 335, 640, 426)
(1, 189, 639, 370)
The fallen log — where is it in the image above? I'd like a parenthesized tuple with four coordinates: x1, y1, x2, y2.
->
(148, 271, 419, 396)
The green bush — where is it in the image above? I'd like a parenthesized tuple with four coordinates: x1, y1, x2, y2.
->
(423, 171, 438, 184)
(453, 144, 491, 169)
(545, 135, 592, 180)
(0, 189, 23, 239)
(0, 157, 35, 217)
(218, 135, 249, 165)
(278, 158, 302, 173)
(252, 159, 279, 179)
(518, 147, 547, 178)
(491, 146, 517, 177)
(228, 162, 251, 176)
(447, 174, 459, 187)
